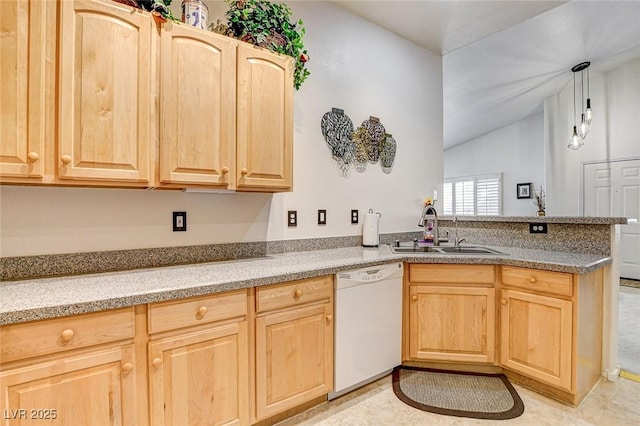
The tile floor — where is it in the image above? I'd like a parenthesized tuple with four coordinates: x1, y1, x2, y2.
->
(619, 284, 640, 375)
(278, 375, 640, 425)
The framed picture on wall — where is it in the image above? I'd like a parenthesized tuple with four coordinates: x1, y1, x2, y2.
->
(517, 183, 532, 199)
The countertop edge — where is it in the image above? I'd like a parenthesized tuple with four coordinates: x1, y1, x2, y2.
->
(0, 249, 613, 325)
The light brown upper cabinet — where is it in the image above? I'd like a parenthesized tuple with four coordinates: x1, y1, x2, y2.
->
(236, 45, 293, 191)
(1, 0, 294, 192)
(158, 23, 236, 188)
(0, 0, 55, 182)
(57, 0, 153, 185)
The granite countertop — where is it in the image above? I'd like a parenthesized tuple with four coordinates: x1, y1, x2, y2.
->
(438, 215, 628, 224)
(0, 244, 612, 325)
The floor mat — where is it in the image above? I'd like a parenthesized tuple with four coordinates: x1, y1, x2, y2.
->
(392, 366, 524, 420)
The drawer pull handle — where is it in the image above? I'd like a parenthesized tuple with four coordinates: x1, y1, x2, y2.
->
(411, 295, 418, 301)
(221, 166, 229, 175)
(241, 168, 249, 176)
(60, 329, 75, 342)
(294, 289, 303, 298)
(27, 152, 40, 162)
(196, 306, 208, 318)
(529, 276, 537, 283)
(152, 358, 162, 368)
(326, 314, 333, 323)
(501, 298, 508, 305)
(60, 155, 72, 165)
(122, 363, 133, 375)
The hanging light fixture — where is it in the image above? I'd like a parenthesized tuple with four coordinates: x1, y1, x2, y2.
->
(568, 61, 592, 150)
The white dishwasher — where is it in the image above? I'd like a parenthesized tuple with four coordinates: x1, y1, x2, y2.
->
(329, 262, 403, 400)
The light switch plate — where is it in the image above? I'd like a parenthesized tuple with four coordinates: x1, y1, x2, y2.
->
(318, 210, 327, 225)
(173, 211, 187, 232)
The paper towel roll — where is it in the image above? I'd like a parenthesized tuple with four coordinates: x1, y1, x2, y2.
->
(362, 212, 380, 247)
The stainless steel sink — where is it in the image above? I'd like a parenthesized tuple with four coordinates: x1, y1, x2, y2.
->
(389, 246, 442, 253)
(390, 245, 505, 255)
(435, 246, 505, 255)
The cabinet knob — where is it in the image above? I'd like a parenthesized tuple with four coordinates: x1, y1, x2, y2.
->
(27, 152, 40, 162)
(326, 314, 333, 323)
(152, 357, 162, 368)
(294, 289, 303, 298)
(60, 329, 75, 342)
(411, 295, 418, 301)
(60, 155, 72, 165)
(241, 168, 249, 176)
(528, 276, 537, 283)
(221, 166, 229, 175)
(196, 306, 208, 318)
(501, 298, 508, 305)
(122, 363, 133, 375)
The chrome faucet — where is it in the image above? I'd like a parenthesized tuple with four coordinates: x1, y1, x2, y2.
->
(418, 204, 439, 245)
(453, 216, 466, 247)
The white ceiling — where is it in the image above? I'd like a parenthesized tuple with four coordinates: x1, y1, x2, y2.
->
(333, 0, 640, 149)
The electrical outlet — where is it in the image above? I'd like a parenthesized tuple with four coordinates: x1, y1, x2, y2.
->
(318, 209, 327, 225)
(287, 210, 297, 227)
(529, 223, 547, 234)
(173, 211, 187, 232)
(351, 209, 359, 224)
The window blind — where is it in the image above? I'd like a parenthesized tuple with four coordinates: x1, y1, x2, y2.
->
(443, 173, 502, 216)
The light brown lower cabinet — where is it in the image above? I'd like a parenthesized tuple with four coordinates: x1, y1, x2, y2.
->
(405, 264, 496, 364)
(0, 308, 138, 425)
(254, 276, 334, 422)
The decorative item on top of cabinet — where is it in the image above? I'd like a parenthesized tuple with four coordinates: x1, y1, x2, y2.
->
(217, 0, 310, 90)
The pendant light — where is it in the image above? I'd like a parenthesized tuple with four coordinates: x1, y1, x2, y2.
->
(568, 61, 591, 150)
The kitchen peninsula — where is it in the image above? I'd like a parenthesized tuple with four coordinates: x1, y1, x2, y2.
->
(0, 216, 627, 425)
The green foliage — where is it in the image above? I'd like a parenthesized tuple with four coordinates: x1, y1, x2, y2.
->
(223, 0, 310, 90)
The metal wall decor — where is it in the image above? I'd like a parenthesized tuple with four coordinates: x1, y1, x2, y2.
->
(320, 108, 397, 177)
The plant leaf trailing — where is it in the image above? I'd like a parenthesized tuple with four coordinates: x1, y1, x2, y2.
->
(218, 0, 310, 90)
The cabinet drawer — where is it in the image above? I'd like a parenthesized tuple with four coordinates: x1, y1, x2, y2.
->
(0, 307, 135, 363)
(409, 264, 494, 284)
(148, 290, 247, 334)
(501, 266, 573, 297)
(256, 276, 333, 313)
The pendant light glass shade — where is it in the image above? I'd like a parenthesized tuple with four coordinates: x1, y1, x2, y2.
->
(568, 62, 592, 150)
(568, 126, 582, 150)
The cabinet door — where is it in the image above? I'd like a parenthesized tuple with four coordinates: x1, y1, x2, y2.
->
(500, 289, 573, 390)
(149, 321, 249, 426)
(236, 45, 293, 191)
(159, 24, 236, 187)
(57, 0, 151, 184)
(409, 285, 495, 363)
(0, 345, 136, 425)
(0, 0, 54, 180)
(255, 303, 333, 420)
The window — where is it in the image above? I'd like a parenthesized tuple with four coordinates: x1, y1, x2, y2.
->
(443, 173, 502, 216)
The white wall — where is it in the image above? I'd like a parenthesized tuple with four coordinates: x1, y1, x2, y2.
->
(0, 1, 443, 257)
(443, 113, 544, 216)
(545, 59, 640, 215)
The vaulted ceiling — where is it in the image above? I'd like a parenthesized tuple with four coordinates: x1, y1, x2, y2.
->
(333, 1, 640, 149)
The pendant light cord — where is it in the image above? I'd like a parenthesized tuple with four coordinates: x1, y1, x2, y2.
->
(573, 71, 576, 125)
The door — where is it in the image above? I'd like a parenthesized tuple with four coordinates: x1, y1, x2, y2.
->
(500, 289, 573, 391)
(148, 321, 249, 426)
(584, 159, 640, 279)
(236, 45, 293, 191)
(57, 0, 151, 184)
(0, 345, 136, 425)
(0, 0, 54, 180)
(255, 303, 333, 420)
(409, 285, 495, 363)
(159, 24, 236, 187)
